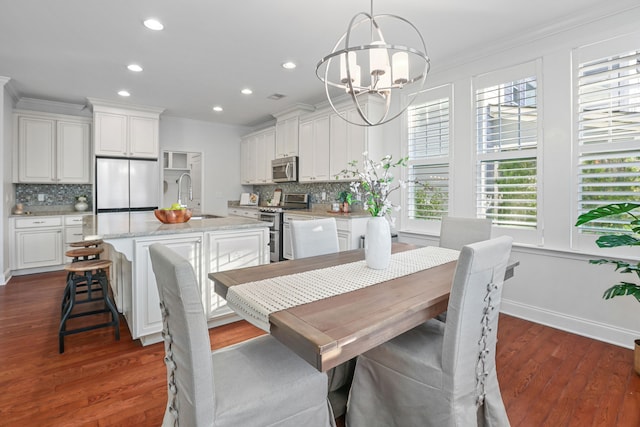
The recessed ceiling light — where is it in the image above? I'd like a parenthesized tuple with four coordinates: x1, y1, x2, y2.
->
(118, 90, 131, 97)
(143, 19, 164, 31)
(212, 106, 223, 112)
(127, 64, 143, 72)
(282, 61, 297, 70)
(241, 88, 253, 95)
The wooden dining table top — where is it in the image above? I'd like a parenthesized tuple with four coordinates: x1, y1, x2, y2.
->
(209, 242, 516, 372)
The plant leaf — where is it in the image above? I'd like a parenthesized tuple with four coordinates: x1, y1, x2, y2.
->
(595, 234, 640, 248)
(575, 203, 640, 226)
(602, 282, 640, 302)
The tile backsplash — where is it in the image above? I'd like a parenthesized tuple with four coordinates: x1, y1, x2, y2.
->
(15, 184, 93, 210)
(251, 182, 359, 206)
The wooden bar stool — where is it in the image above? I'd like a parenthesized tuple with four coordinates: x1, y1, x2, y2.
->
(59, 259, 120, 353)
(61, 246, 105, 313)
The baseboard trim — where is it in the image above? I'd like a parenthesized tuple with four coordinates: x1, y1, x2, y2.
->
(501, 299, 638, 350)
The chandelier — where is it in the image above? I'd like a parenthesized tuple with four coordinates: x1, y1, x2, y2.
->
(316, 0, 430, 127)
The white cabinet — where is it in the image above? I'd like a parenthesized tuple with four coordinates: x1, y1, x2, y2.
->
(203, 228, 269, 318)
(90, 100, 164, 159)
(13, 216, 63, 269)
(275, 116, 300, 158)
(299, 114, 331, 182)
(64, 215, 88, 262)
(330, 103, 384, 180)
(15, 112, 91, 184)
(240, 127, 275, 185)
(132, 234, 202, 338)
(228, 207, 259, 219)
(11, 214, 92, 272)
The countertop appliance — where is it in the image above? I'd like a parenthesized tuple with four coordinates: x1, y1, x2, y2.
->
(272, 156, 298, 183)
(259, 193, 309, 262)
(96, 157, 159, 213)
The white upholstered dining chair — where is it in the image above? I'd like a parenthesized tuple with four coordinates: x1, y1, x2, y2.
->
(290, 217, 340, 259)
(289, 217, 354, 417)
(346, 236, 513, 427)
(439, 216, 493, 251)
(437, 216, 493, 322)
(149, 243, 335, 427)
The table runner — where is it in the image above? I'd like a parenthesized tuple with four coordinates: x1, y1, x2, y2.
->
(226, 246, 460, 331)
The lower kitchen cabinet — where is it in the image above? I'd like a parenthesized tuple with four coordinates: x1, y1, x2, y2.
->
(132, 233, 202, 340)
(204, 228, 269, 318)
(109, 227, 269, 345)
(11, 214, 92, 273)
(14, 227, 63, 269)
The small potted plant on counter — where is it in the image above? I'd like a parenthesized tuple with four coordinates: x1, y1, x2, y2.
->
(337, 191, 353, 213)
(575, 202, 640, 375)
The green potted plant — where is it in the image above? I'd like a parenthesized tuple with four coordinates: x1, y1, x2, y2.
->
(337, 190, 353, 213)
(575, 202, 640, 374)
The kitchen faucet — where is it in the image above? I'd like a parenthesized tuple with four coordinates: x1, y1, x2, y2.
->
(176, 172, 192, 208)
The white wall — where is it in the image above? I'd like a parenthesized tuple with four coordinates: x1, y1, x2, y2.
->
(159, 116, 250, 215)
(1, 77, 15, 284)
(388, 8, 640, 348)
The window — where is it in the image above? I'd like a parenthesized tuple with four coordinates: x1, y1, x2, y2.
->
(475, 64, 539, 230)
(576, 48, 640, 235)
(403, 85, 451, 232)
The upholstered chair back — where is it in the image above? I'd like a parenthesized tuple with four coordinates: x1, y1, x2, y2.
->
(149, 243, 215, 427)
(441, 236, 512, 403)
(290, 218, 340, 259)
(439, 216, 492, 251)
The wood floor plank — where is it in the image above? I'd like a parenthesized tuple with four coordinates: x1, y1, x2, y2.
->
(1, 270, 638, 426)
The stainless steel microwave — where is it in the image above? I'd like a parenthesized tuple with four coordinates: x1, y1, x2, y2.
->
(272, 156, 298, 183)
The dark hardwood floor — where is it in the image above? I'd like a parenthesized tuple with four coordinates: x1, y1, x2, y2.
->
(1, 270, 638, 426)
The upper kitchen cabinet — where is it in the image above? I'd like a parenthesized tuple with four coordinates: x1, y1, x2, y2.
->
(273, 104, 314, 158)
(14, 111, 91, 184)
(88, 98, 164, 159)
(241, 127, 275, 185)
(329, 100, 385, 180)
(299, 113, 330, 182)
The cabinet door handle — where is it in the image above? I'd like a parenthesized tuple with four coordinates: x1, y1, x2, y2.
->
(34, 221, 45, 224)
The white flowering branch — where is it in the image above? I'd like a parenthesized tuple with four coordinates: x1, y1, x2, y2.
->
(337, 152, 409, 218)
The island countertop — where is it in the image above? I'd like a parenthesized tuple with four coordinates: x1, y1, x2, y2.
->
(82, 211, 271, 240)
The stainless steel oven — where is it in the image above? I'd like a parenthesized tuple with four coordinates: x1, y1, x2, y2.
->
(259, 210, 283, 262)
(259, 193, 309, 262)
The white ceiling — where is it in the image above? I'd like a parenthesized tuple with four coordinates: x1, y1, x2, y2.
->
(1, 0, 638, 127)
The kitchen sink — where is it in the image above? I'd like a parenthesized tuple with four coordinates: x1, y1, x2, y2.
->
(191, 214, 223, 220)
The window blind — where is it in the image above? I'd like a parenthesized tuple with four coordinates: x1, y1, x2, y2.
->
(576, 49, 640, 233)
(406, 97, 450, 221)
(475, 76, 538, 229)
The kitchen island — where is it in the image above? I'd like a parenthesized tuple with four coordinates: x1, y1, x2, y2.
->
(83, 212, 270, 345)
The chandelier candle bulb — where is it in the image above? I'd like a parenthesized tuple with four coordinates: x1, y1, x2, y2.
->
(392, 52, 409, 84)
(370, 41, 390, 75)
(340, 52, 359, 83)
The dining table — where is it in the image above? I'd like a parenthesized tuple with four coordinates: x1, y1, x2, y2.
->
(208, 242, 518, 372)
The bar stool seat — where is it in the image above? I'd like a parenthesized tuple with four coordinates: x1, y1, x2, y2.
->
(65, 246, 104, 261)
(69, 239, 103, 248)
(59, 259, 120, 353)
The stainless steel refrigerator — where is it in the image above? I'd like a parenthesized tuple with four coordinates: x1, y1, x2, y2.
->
(95, 157, 160, 213)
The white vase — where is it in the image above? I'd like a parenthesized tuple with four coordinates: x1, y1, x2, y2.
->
(74, 200, 88, 211)
(365, 216, 391, 269)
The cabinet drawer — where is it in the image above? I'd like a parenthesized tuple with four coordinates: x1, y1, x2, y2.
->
(15, 216, 62, 228)
(65, 227, 84, 244)
(65, 215, 86, 226)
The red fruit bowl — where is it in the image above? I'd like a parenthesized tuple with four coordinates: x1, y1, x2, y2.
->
(154, 208, 193, 224)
